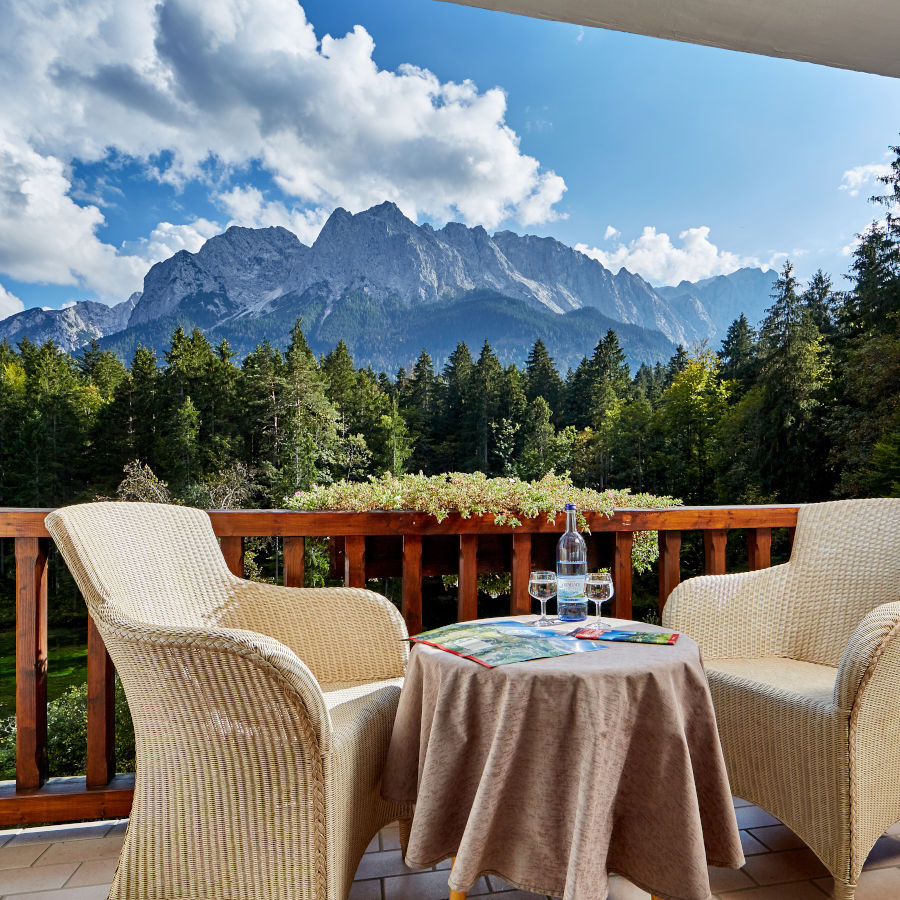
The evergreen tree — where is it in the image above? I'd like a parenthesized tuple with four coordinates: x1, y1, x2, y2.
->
(400, 350, 439, 473)
(524, 339, 564, 421)
(435, 342, 474, 471)
(801, 269, 836, 336)
(756, 261, 830, 499)
(719, 314, 758, 393)
(471, 340, 504, 473)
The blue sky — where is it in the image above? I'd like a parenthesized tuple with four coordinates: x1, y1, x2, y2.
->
(1, 0, 898, 318)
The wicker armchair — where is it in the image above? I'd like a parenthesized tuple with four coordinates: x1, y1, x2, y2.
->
(46, 501, 412, 900)
(662, 498, 900, 900)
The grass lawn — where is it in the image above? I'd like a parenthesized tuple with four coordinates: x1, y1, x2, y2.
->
(0, 626, 88, 718)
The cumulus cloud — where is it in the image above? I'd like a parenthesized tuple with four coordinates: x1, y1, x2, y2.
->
(839, 163, 891, 197)
(217, 186, 330, 245)
(603, 225, 619, 240)
(0, 0, 565, 303)
(0, 283, 25, 320)
(576, 225, 773, 285)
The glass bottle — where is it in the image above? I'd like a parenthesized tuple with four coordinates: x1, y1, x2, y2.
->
(556, 502, 587, 621)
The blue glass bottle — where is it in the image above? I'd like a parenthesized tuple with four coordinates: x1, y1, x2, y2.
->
(556, 503, 587, 621)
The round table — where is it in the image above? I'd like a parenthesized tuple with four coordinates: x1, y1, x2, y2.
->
(381, 617, 744, 900)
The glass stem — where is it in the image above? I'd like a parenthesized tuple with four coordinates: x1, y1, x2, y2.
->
(539, 598, 547, 620)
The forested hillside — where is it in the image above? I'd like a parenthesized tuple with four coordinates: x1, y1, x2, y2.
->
(1, 146, 898, 515)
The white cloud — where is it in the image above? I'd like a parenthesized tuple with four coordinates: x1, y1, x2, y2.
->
(576, 225, 776, 285)
(0, 0, 565, 303)
(0, 132, 221, 300)
(0, 283, 25, 320)
(839, 163, 891, 197)
(603, 225, 619, 240)
(122, 219, 222, 263)
(840, 218, 888, 256)
(217, 186, 330, 245)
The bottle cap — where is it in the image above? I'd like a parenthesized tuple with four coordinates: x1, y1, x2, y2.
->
(565, 502, 576, 511)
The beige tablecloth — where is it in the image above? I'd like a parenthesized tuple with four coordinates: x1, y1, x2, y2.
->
(381, 618, 744, 900)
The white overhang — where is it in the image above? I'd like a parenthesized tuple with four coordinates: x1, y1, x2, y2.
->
(438, 0, 900, 79)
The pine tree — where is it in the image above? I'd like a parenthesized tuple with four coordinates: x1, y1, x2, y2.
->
(524, 339, 564, 422)
(756, 261, 830, 499)
(471, 340, 504, 472)
(435, 342, 474, 471)
(719, 314, 758, 393)
(801, 269, 835, 336)
(400, 350, 439, 473)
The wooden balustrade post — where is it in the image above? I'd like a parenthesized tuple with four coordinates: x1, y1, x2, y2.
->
(15, 537, 49, 790)
(344, 535, 366, 588)
(283, 536, 305, 587)
(747, 528, 772, 570)
(86, 617, 115, 787)
(511, 533, 532, 616)
(458, 535, 478, 622)
(220, 537, 244, 578)
(613, 531, 634, 620)
(402, 535, 423, 636)
(658, 531, 681, 613)
(704, 529, 727, 576)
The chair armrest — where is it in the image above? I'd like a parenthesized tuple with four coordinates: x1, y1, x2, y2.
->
(98, 616, 334, 752)
(834, 602, 900, 711)
(662, 564, 792, 659)
(225, 582, 409, 686)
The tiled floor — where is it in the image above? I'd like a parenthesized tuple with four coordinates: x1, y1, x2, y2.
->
(1, 800, 899, 899)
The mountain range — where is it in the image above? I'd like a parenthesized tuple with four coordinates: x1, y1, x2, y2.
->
(0, 202, 777, 372)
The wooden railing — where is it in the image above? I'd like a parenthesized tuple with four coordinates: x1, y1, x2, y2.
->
(0, 504, 799, 825)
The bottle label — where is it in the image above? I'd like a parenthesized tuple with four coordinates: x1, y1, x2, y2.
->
(557, 574, 586, 600)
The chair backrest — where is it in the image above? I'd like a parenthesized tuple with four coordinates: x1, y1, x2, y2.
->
(45, 502, 238, 629)
(787, 498, 900, 666)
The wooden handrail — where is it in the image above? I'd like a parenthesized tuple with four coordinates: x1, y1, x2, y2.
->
(0, 503, 800, 825)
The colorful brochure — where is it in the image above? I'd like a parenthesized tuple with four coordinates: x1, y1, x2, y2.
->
(572, 626, 680, 644)
(410, 620, 605, 668)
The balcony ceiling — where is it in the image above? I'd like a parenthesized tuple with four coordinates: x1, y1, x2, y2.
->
(438, 0, 900, 79)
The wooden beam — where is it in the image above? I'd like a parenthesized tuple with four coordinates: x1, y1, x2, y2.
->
(402, 535, 423, 636)
(283, 536, 305, 587)
(0, 505, 803, 539)
(510, 532, 532, 615)
(344, 536, 366, 588)
(747, 528, 772, 571)
(658, 531, 681, 612)
(704, 529, 727, 576)
(0, 775, 134, 827)
(457, 535, 478, 622)
(15, 537, 48, 791)
(86, 618, 115, 788)
(612, 531, 633, 620)
(219, 536, 244, 578)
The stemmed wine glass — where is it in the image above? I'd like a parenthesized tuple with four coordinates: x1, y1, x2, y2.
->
(585, 572, 614, 628)
(527, 571, 557, 627)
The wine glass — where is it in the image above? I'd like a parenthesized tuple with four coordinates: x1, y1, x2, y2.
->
(527, 571, 557, 627)
(585, 572, 614, 627)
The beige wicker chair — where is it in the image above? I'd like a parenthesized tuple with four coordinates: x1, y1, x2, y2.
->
(46, 501, 412, 900)
(662, 498, 900, 900)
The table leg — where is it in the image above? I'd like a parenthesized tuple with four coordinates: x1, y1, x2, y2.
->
(448, 857, 467, 899)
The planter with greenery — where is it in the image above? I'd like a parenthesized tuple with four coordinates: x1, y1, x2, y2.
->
(285, 471, 679, 573)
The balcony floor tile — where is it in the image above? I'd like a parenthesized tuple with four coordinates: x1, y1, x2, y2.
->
(0, 800, 898, 900)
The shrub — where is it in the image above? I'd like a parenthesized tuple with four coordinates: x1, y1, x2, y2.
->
(0, 677, 135, 780)
(286, 471, 679, 573)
